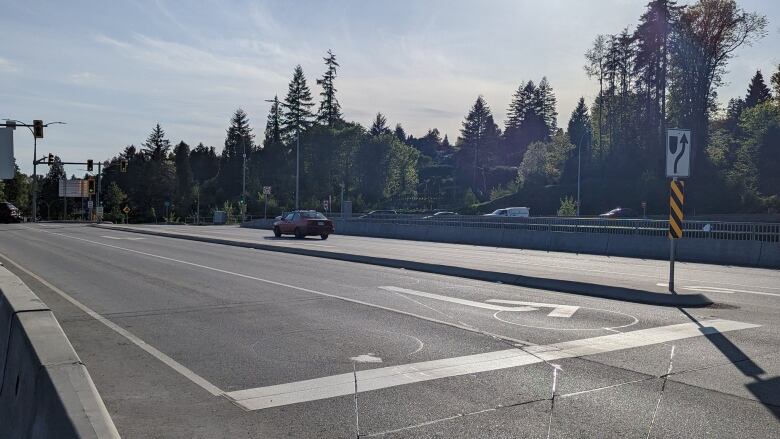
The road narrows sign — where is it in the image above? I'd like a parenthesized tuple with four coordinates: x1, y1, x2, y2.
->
(668, 180, 684, 239)
(666, 128, 691, 178)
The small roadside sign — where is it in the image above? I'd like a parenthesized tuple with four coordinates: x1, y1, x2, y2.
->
(88, 200, 94, 209)
(323, 199, 329, 211)
(263, 186, 271, 195)
(666, 128, 691, 178)
(668, 180, 684, 239)
(122, 206, 131, 214)
(96, 206, 104, 217)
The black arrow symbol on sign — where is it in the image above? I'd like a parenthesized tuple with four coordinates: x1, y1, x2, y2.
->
(674, 133, 687, 174)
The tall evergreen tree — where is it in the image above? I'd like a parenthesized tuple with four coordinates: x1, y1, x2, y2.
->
(282, 65, 315, 141)
(264, 95, 283, 146)
(393, 124, 407, 144)
(535, 77, 558, 138)
(141, 124, 171, 161)
(173, 141, 193, 211)
(744, 70, 771, 108)
(190, 143, 219, 183)
(218, 109, 255, 199)
(456, 96, 501, 193)
(503, 80, 537, 161)
(567, 98, 592, 148)
(316, 50, 342, 126)
(369, 113, 391, 136)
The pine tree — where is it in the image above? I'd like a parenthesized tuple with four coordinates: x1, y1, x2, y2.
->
(457, 96, 501, 193)
(370, 113, 391, 136)
(141, 124, 171, 161)
(218, 109, 255, 199)
(173, 141, 193, 214)
(394, 124, 407, 144)
(190, 143, 219, 183)
(567, 97, 592, 148)
(744, 70, 772, 108)
(535, 77, 558, 138)
(503, 80, 536, 160)
(282, 65, 315, 141)
(316, 50, 342, 126)
(441, 134, 451, 153)
(264, 95, 283, 146)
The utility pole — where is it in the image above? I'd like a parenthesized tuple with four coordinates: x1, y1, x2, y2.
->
(296, 128, 300, 210)
(241, 133, 246, 222)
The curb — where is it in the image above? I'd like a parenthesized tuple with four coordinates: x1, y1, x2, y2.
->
(95, 224, 713, 308)
(0, 265, 120, 439)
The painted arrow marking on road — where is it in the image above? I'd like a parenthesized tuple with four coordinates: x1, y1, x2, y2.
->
(485, 299, 580, 318)
(379, 286, 579, 317)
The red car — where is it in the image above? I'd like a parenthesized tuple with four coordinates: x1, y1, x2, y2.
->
(273, 210, 334, 239)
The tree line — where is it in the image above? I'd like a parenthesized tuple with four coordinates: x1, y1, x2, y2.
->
(2, 0, 777, 221)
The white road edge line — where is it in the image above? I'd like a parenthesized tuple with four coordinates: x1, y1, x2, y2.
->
(0, 250, 225, 396)
(224, 318, 758, 411)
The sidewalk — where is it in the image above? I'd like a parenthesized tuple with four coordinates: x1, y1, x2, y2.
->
(94, 223, 714, 307)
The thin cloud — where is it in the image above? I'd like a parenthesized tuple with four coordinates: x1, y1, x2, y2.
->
(0, 57, 18, 73)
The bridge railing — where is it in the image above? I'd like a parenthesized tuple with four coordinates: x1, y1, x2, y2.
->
(341, 214, 780, 243)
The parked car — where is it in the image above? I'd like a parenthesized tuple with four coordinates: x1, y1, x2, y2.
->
(599, 207, 638, 218)
(483, 207, 530, 218)
(273, 210, 334, 239)
(422, 211, 459, 219)
(359, 210, 398, 219)
(0, 202, 22, 223)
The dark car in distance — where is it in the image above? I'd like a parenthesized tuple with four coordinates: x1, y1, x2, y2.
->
(599, 207, 638, 218)
(0, 202, 22, 223)
(273, 210, 334, 239)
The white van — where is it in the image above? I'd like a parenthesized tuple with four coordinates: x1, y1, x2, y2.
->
(484, 207, 530, 218)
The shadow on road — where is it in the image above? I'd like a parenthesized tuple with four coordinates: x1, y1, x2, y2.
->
(678, 308, 780, 420)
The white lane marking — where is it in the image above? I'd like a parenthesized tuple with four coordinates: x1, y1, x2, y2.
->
(379, 286, 538, 312)
(486, 299, 580, 318)
(101, 235, 145, 240)
(0, 251, 224, 396)
(656, 282, 780, 297)
(682, 286, 780, 297)
(225, 319, 759, 410)
(350, 354, 382, 363)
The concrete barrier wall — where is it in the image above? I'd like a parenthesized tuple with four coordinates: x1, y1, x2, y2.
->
(0, 266, 120, 439)
(240, 218, 780, 267)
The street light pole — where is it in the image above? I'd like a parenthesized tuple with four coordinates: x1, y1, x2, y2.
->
(242, 134, 246, 222)
(296, 128, 300, 210)
(32, 136, 37, 221)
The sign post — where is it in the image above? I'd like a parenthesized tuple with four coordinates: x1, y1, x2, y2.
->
(263, 186, 271, 219)
(666, 129, 691, 293)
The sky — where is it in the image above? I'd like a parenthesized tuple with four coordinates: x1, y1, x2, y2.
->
(2, 0, 779, 175)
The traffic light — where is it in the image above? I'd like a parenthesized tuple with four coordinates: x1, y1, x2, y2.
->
(33, 120, 44, 138)
(87, 159, 93, 172)
(48, 153, 54, 165)
(120, 159, 128, 173)
(87, 177, 95, 195)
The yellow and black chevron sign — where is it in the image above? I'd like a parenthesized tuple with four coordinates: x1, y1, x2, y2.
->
(668, 180, 684, 239)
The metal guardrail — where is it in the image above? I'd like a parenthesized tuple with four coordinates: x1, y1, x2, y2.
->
(343, 214, 780, 243)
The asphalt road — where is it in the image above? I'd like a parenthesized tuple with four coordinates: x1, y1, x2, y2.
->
(0, 223, 777, 438)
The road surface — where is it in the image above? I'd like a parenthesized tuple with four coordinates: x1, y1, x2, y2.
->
(0, 223, 777, 438)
